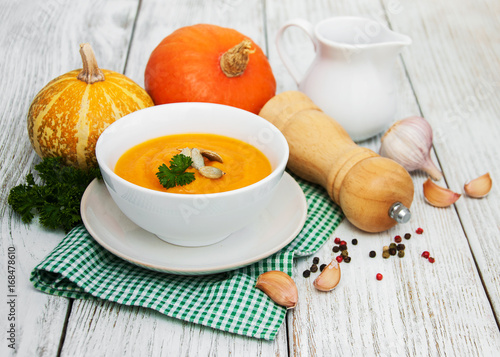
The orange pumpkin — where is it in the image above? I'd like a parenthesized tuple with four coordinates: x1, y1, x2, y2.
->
(144, 24, 276, 114)
(27, 43, 154, 169)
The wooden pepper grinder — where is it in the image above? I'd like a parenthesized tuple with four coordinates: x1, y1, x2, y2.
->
(259, 91, 414, 233)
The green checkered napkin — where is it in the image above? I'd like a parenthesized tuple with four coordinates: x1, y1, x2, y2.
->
(30, 174, 343, 340)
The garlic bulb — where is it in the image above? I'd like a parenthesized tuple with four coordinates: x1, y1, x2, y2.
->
(380, 116, 443, 180)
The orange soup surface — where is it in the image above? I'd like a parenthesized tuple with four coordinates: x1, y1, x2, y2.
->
(114, 133, 272, 194)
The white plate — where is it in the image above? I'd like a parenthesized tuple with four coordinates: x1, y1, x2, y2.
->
(81, 172, 307, 275)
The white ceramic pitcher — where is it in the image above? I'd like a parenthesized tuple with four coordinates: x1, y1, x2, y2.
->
(276, 17, 411, 141)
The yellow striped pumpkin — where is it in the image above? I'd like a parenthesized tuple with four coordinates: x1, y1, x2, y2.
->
(27, 43, 154, 169)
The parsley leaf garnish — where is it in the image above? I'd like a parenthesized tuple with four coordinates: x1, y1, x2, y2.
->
(156, 154, 195, 189)
(7, 157, 102, 232)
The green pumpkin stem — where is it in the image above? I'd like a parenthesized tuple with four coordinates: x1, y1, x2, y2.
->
(77, 43, 105, 84)
(220, 39, 256, 78)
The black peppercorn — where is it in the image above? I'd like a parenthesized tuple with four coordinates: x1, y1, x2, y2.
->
(397, 243, 405, 251)
(351, 239, 358, 245)
(303, 270, 311, 278)
(332, 246, 340, 253)
(310, 264, 318, 273)
(312, 257, 320, 264)
(320, 264, 327, 272)
(398, 250, 405, 258)
(404, 233, 411, 240)
(339, 244, 347, 251)
(369, 250, 376, 258)
(389, 248, 397, 256)
(344, 256, 351, 263)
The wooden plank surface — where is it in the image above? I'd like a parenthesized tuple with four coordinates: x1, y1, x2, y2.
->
(0, 0, 140, 356)
(384, 0, 500, 319)
(265, 0, 500, 355)
(0, 0, 499, 356)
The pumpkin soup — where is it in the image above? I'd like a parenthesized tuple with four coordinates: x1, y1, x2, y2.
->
(114, 133, 272, 194)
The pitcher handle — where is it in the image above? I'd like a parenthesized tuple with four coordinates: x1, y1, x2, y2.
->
(276, 18, 318, 85)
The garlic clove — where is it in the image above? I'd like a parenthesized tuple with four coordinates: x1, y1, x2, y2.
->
(380, 116, 443, 181)
(313, 259, 341, 292)
(423, 178, 461, 207)
(464, 173, 492, 198)
(255, 271, 298, 309)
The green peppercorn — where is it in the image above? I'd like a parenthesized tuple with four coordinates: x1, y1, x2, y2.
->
(303, 270, 311, 278)
(369, 251, 376, 258)
(389, 248, 397, 256)
(382, 251, 390, 259)
(383, 245, 389, 252)
(398, 250, 405, 258)
(389, 243, 397, 250)
(341, 250, 349, 258)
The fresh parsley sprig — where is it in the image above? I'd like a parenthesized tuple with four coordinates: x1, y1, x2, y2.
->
(7, 157, 102, 232)
(156, 154, 195, 189)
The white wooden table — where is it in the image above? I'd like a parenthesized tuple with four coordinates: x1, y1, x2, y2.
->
(1, 0, 500, 356)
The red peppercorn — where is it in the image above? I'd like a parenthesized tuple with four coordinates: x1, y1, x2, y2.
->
(421, 251, 430, 259)
(336, 255, 343, 263)
(428, 257, 435, 263)
(416, 227, 424, 234)
(340, 240, 347, 246)
(376, 273, 383, 281)
(394, 235, 402, 243)
(334, 237, 341, 244)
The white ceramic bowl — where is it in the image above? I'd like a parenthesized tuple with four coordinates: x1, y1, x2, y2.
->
(96, 103, 289, 247)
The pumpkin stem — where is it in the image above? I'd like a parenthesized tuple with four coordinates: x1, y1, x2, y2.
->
(77, 43, 105, 84)
(220, 39, 256, 78)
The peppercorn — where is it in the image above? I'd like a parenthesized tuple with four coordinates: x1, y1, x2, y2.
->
(334, 237, 341, 244)
(394, 235, 402, 243)
(382, 251, 390, 259)
(397, 243, 405, 251)
(389, 243, 397, 250)
(312, 257, 320, 264)
(369, 250, 376, 258)
(351, 239, 358, 245)
(416, 227, 424, 234)
(382, 245, 389, 252)
(340, 240, 347, 246)
(310, 264, 318, 273)
(332, 246, 340, 253)
(376, 273, 383, 281)
(422, 251, 430, 259)
(303, 270, 311, 278)
(341, 250, 349, 258)
(404, 233, 411, 240)
(336, 255, 343, 263)
(389, 248, 397, 256)
(339, 244, 347, 251)
(398, 250, 405, 258)
(428, 257, 435, 263)
(344, 256, 351, 263)
(320, 264, 327, 272)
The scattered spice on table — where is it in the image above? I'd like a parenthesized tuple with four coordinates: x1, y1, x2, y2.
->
(394, 235, 402, 243)
(351, 239, 358, 245)
(303, 270, 311, 278)
(422, 251, 430, 259)
(404, 233, 411, 240)
(416, 227, 424, 234)
(310, 264, 319, 273)
(369, 250, 376, 258)
(376, 273, 383, 281)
